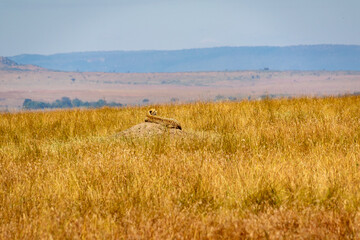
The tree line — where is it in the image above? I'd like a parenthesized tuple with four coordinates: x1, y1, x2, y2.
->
(23, 97, 123, 110)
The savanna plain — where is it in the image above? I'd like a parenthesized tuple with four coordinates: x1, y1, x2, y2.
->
(1, 96, 360, 239)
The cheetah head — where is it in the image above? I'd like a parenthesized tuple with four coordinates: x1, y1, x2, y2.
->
(148, 108, 157, 116)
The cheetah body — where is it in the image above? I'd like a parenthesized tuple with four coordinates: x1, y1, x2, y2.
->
(145, 109, 182, 130)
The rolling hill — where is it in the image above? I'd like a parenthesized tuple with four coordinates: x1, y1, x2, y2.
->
(0, 56, 45, 71)
(9, 45, 360, 73)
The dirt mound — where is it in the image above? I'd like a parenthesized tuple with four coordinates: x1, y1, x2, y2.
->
(116, 122, 187, 138)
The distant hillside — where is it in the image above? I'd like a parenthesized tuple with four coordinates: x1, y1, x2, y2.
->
(0, 56, 45, 71)
(9, 45, 360, 73)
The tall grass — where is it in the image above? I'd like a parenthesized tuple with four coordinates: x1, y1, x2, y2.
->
(1, 96, 360, 239)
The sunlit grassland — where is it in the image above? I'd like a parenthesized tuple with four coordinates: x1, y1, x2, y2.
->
(1, 96, 360, 239)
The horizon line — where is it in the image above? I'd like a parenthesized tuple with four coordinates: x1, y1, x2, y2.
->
(7, 43, 360, 57)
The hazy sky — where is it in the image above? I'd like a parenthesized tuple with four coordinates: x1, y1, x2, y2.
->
(0, 0, 359, 56)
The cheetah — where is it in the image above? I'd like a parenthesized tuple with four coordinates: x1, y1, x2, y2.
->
(145, 108, 182, 130)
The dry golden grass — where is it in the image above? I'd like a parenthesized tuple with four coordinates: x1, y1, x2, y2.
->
(1, 96, 360, 239)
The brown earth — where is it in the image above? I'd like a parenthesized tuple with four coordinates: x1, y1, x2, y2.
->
(116, 122, 187, 138)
